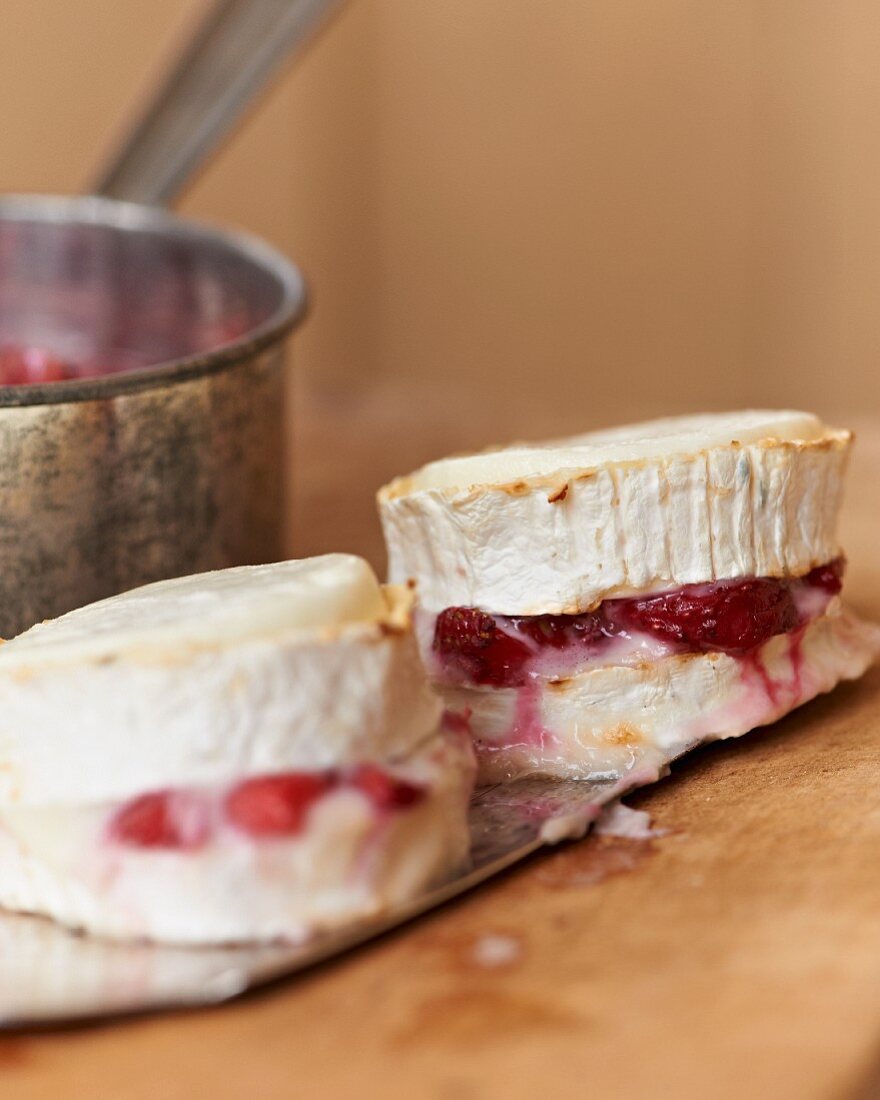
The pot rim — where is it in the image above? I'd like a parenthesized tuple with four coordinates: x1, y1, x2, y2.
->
(0, 193, 308, 408)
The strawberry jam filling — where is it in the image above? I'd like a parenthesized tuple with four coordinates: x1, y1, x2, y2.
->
(432, 559, 844, 689)
(0, 345, 74, 385)
(109, 766, 426, 850)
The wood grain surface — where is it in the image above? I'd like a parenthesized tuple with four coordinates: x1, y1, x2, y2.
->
(1, 395, 879, 1100)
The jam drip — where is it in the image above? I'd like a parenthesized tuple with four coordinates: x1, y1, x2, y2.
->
(433, 559, 844, 688)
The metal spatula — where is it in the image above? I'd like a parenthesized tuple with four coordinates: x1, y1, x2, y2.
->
(0, 774, 645, 1027)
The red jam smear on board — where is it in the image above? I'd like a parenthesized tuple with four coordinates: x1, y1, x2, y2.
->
(432, 559, 845, 689)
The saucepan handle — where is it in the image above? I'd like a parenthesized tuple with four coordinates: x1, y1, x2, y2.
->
(92, 0, 345, 206)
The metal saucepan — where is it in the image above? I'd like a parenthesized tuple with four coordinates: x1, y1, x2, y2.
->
(0, 0, 345, 635)
(0, 195, 306, 636)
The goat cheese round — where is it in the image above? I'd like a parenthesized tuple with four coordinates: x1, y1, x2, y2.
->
(0, 555, 476, 944)
(379, 411, 851, 615)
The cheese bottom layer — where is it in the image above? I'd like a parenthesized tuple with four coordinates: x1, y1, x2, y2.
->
(439, 606, 880, 783)
(0, 728, 475, 945)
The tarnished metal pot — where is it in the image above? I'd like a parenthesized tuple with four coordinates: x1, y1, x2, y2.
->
(0, 195, 307, 637)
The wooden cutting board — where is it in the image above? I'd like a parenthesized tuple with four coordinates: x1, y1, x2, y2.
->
(1, 406, 878, 1100)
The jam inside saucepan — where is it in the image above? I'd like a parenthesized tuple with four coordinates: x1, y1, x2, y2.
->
(0, 214, 285, 386)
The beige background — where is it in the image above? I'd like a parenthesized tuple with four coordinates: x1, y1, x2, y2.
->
(1, 0, 877, 565)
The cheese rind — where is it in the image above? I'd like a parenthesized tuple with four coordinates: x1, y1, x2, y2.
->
(0, 562, 441, 805)
(0, 620, 442, 805)
(378, 412, 850, 614)
(1, 554, 387, 666)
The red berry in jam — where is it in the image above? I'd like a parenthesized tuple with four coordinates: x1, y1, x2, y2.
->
(0, 345, 74, 386)
(614, 577, 798, 655)
(515, 611, 606, 650)
(351, 764, 425, 810)
(109, 791, 207, 850)
(802, 557, 845, 595)
(433, 607, 532, 687)
(226, 773, 333, 837)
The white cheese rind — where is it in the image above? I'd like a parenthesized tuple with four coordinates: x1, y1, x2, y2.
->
(389, 410, 826, 492)
(0, 554, 387, 666)
(439, 607, 880, 782)
(0, 729, 475, 944)
(378, 413, 850, 614)
(0, 558, 442, 804)
(0, 596, 441, 805)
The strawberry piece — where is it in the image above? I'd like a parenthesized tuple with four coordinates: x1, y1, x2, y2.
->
(802, 556, 845, 595)
(109, 791, 208, 850)
(433, 606, 606, 685)
(226, 773, 333, 837)
(350, 764, 425, 810)
(433, 607, 533, 687)
(612, 577, 798, 655)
